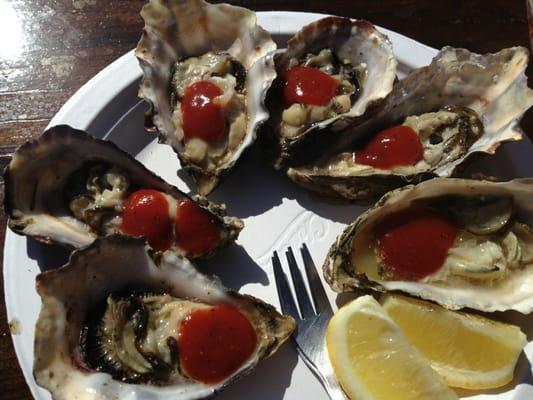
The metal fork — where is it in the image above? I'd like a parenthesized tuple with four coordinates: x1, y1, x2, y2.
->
(272, 244, 347, 400)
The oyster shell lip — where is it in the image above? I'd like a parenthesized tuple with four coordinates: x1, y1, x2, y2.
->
(287, 46, 533, 201)
(4, 125, 243, 257)
(135, 0, 278, 196)
(323, 177, 533, 313)
(34, 234, 295, 400)
(287, 167, 437, 202)
(261, 16, 398, 170)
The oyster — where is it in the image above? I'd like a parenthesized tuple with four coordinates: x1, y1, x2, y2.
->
(324, 177, 533, 313)
(34, 235, 295, 400)
(287, 47, 533, 200)
(4, 125, 243, 258)
(262, 16, 397, 169)
(136, 0, 277, 195)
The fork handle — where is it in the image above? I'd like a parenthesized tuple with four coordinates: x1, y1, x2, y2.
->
(319, 365, 348, 400)
(302, 355, 348, 400)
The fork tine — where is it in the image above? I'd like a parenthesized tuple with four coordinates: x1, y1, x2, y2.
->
(285, 247, 316, 319)
(300, 244, 333, 314)
(272, 251, 301, 320)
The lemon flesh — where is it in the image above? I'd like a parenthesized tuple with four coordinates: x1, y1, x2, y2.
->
(326, 295, 457, 400)
(383, 295, 527, 389)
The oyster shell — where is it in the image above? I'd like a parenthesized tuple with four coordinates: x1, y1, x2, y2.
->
(324, 177, 533, 313)
(34, 235, 295, 400)
(287, 46, 533, 200)
(136, 0, 277, 195)
(262, 16, 397, 169)
(4, 125, 243, 258)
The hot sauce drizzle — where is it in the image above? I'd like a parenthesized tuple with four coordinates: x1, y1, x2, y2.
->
(178, 304, 257, 384)
(374, 207, 459, 280)
(282, 66, 340, 106)
(182, 80, 225, 143)
(120, 189, 173, 251)
(175, 199, 221, 255)
(354, 125, 424, 169)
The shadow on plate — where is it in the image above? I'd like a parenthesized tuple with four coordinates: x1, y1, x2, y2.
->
(214, 343, 299, 400)
(27, 235, 268, 290)
(104, 100, 363, 224)
(207, 145, 366, 224)
(102, 83, 366, 224)
(26, 238, 71, 272)
(334, 289, 376, 309)
(273, 34, 293, 48)
(461, 139, 533, 180)
(195, 244, 269, 290)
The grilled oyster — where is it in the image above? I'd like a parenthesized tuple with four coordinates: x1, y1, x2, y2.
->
(4, 125, 243, 258)
(136, 0, 277, 195)
(34, 236, 295, 400)
(324, 177, 533, 313)
(262, 16, 397, 169)
(287, 47, 533, 200)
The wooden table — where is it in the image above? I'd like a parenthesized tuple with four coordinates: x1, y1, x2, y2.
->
(1, 1, 532, 398)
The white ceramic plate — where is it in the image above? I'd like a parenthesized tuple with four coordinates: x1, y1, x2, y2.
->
(4, 11, 533, 400)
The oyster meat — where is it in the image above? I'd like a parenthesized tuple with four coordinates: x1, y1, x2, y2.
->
(287, 47, 533, 200)
(324, 177, 533, 313)
(262, 16, 397, 169)
(136, 0, 277, 195)
(4, 125, 243, 258)
(34, 236, 295, 400)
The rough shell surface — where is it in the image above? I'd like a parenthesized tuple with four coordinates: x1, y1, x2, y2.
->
(323, 177, 533, 313)
(262, 16, 397, 169)
(34, 235, 295, 400)
(4, 125, 243, 254)
(136, 0, 277, 194)
(288, 46, 533, 200)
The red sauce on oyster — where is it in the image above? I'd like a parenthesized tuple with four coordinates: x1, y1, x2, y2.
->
(354, 125, 424, 169)
(175, 199, 221, 255)
(374, 207, 458, 280)
(182, 81, 226, 143)
(121, 191, 220, 255)
(120, 189, 173, 251)
(282, 66, 340, 106)
(178, 304, 257, 384)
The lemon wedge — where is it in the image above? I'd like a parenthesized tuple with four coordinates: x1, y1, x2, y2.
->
(383, 295, 527, 390)
(326, 295, 457, 400)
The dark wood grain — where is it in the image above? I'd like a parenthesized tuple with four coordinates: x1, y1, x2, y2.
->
(1, 1, 532, 399)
